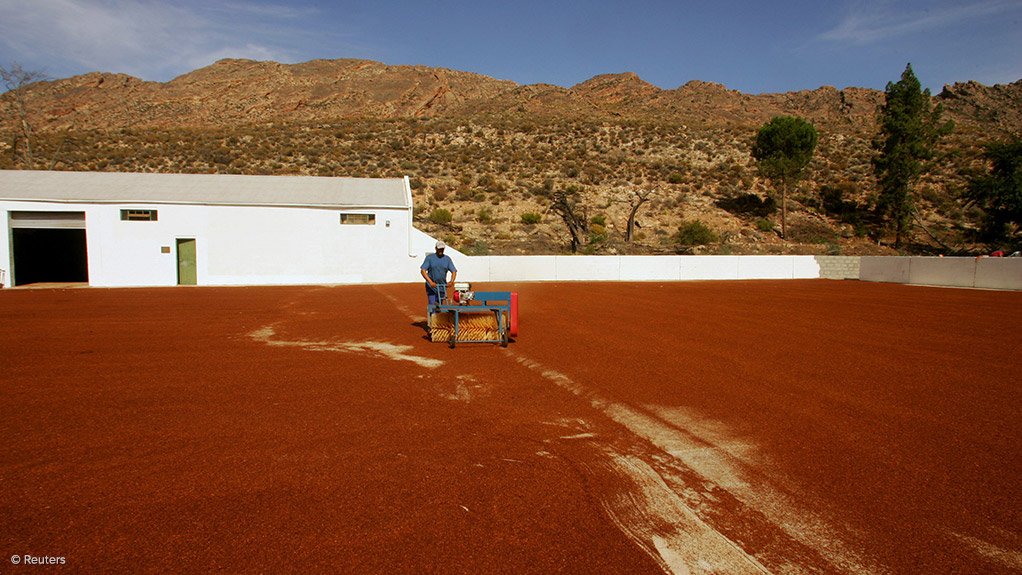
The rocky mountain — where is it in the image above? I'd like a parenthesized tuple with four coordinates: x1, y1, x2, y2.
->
(19, 59, 517, 130)
(10, 58, 1021, 136)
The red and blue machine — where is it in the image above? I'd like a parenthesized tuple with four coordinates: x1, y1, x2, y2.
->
(431, 283, 518, 348)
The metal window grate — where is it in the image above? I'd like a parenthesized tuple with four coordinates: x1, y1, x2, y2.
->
(340, 213, 375, 225)
(121, 209, 158, 221)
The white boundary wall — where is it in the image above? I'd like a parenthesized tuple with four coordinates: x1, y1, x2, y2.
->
(1, 199, 824, 288)
(445, 254, 821, 283)
(860, 256, 1022, 290)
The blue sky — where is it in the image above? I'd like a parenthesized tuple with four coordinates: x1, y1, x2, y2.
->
(1, 0, 1019, 94)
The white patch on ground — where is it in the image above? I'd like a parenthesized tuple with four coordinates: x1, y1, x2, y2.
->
(646, 406, 762, 468)
(951, 531, 1022, 570)
(654, 538, 693, 575)
(508, 350, 880, 575)
(249, 325, 443, 369)
(442, 374, 487, 401)
(559, 432, 597, 440)
(544, 417, 592, 431)
(543, 418, 597, 440)
(599, 453, 770, 575)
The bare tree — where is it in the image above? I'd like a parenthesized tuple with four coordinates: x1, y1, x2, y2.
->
(1, 63, 48, 168)
(548, 185, 591, 253)
(616, 186, 659, 242)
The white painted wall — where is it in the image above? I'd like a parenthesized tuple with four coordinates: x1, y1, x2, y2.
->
(859, 256, 911, 284)
(0, 209, 8, 287)
(908, 257, 977, 288)
(860, 256, 1022, 290)
(2, 200, 418, 287)
(490, 256, 556, 281)
(1, 208, 829, 288)
(435, 254, 821, 283)
(976, 258, 1022, 290)
(9, 212, 1020, 290)
(680, 256, 738, 280)
(621, 256, 681, 281)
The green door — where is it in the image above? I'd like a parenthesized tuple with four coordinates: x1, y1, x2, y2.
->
(176, 238, 197, 285)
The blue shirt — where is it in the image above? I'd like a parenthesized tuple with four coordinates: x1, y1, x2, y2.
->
(421, 253, 457, 290)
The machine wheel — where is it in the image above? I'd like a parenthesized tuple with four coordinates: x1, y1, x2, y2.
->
(449, 333, 457, 349)
(495, 310, 508, 347)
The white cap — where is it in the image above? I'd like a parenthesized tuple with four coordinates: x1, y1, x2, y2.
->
(435, 240, 446, 250)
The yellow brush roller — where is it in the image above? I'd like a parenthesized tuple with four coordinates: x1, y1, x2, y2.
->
(429, 311, 502, 343)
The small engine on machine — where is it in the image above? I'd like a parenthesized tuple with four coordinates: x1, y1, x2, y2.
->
(451, 281, 474, 304)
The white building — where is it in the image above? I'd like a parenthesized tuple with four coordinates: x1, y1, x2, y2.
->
(0, 170, 441, 287)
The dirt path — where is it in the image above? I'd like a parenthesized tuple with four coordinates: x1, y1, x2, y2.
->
(1, 281, 1019, 574)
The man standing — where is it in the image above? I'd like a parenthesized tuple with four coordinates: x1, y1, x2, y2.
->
(420, 240, 457, 310)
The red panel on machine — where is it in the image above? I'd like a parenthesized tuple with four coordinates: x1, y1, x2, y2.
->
(510, 292, 518, 337)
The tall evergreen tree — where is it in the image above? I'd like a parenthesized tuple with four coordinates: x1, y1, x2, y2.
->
(872, 64, 953, 248)
(966, 138, 1022, 249)
(752, 115, 818, 240)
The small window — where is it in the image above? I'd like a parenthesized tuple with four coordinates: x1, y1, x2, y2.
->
(340, 213, 375, 225)
(121, 209, 158, 221)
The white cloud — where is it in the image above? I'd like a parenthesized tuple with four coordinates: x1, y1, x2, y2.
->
(0, 0, 313, 80)
(218, 1, 318, 19)
(819, 0, 1022, 44)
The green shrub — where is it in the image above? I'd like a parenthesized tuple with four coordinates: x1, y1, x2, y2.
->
(477, 208, 494, 225)
(429, 208, 453, 225)
(591, 214, 607, 227)
(463, 240, 491, 256)
(756, 218, 775, 232)
(521, 212, 542, 225)
(675, 220, 718, 246)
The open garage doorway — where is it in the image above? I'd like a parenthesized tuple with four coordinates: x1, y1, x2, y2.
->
(10, 212, 89, 286)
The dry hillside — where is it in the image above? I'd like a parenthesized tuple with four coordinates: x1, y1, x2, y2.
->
(3, 58, 1021, 255)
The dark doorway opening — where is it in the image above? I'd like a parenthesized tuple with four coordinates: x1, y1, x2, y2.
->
(12, 228, 89, 286)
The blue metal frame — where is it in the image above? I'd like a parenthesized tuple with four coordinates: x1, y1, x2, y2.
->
(430, 284, 511, 348)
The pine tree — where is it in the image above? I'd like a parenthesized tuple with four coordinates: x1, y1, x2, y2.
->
(751, 116, 818, 240)
(872, 64, 953, 249)
(966, 138, 1022, 249)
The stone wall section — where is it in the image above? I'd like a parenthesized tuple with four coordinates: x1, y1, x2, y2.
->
(814, 256, 861, 280)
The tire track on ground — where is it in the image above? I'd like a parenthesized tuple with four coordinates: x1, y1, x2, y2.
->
(505, 350, 883, 575)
